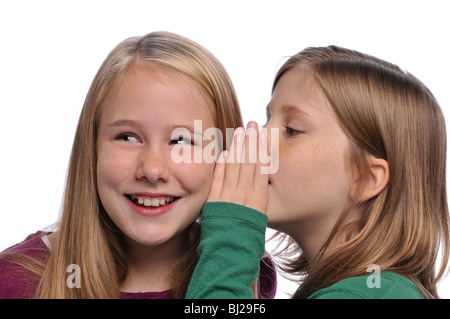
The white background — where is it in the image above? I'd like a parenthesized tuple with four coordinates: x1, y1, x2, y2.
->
(1, 0, 449, 298)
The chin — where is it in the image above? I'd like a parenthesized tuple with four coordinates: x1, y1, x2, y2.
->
(123, 226, 170, 246)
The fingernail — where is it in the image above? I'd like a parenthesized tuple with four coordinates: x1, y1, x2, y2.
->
(247, 121, 258, 130)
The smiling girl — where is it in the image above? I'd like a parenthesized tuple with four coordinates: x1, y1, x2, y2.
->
(0, 31, 276, 299)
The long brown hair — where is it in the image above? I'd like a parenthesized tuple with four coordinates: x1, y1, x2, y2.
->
(3, 31, 243, 298)
(272, 46, 449, 298)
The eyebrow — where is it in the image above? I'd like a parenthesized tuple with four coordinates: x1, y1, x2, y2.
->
(281, 104, 312, 119)
(107, 119, 142, 129)
(266, 104, 313, 121)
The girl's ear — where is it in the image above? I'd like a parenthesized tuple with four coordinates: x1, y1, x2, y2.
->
(354, 155, 390, 202)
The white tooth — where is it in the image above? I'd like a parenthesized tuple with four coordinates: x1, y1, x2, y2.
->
(166, 197, 170, 202)
(138, 198, 144, 205)
(151, 199, 160, 206)
(160, 199, 165, 205)
(144, 198, 152, 206)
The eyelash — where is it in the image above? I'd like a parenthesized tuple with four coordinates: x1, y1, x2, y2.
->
(283, 125, 302, 137)
(170, 136, 195, 146)
(115, 134, 196, 146)
(116, 134, 139, 143)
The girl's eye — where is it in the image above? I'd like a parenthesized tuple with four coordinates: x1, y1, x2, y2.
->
(117, 134, 139, 143)
(170, 136, 194, 145)
(283, 125, 302, 136)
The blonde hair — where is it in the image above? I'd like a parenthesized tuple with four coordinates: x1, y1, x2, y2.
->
(272, 46, 449, 298)
(4, 31, 243, 298)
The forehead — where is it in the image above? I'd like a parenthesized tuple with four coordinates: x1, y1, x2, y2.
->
(100, 63, 216, 126)
(268, 65, 334, 120)
(273, 65, 318, 100)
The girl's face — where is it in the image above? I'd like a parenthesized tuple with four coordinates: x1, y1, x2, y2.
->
(265, 65, 353, 242)
(96, 63, 216, 248)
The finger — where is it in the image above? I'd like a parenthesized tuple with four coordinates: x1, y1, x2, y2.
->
(255, 128, 268, 184)
(254, 129, 269, 214)
(242, 121, 259, 164)
(206, 151, 227, 202)
(238, 122, 259, 189)
(222, 127, 245, 193)
(232, 127, 245, 164)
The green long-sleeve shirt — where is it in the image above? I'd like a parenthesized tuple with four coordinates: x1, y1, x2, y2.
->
(186, 202, 272, 299)
(186, 202, 424, 299)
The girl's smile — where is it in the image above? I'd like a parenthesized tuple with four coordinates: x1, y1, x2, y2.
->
(125, 193, 179, 217)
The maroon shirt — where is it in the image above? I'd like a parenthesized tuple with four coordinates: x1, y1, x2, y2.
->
(0, 231, 276, 299)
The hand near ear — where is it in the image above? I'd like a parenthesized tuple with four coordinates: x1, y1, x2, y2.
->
(207, 121, 268, 214)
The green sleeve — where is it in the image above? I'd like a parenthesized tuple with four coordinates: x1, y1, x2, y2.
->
(186, 202, 268, 299)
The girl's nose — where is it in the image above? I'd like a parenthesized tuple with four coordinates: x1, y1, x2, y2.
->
(135, 147, 170, 183)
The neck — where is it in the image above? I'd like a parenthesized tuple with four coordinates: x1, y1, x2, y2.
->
(287, 219, 334, 266)
(280, 207, 362, 268)
(120, 230, 188, 293)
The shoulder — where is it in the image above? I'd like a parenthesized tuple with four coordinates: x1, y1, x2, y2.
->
(0, 231, 50, 299)
(1, 231, 51, 254)
(308, 271, 424, 299)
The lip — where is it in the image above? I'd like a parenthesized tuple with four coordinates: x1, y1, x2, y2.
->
(125, 193, 180, 217)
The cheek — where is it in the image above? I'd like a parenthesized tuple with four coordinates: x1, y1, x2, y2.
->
(177, 162, 215, 195)
(278, 139, 349, 195)
(96, 147, 133, 192)
(277, 144, 312, 197)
